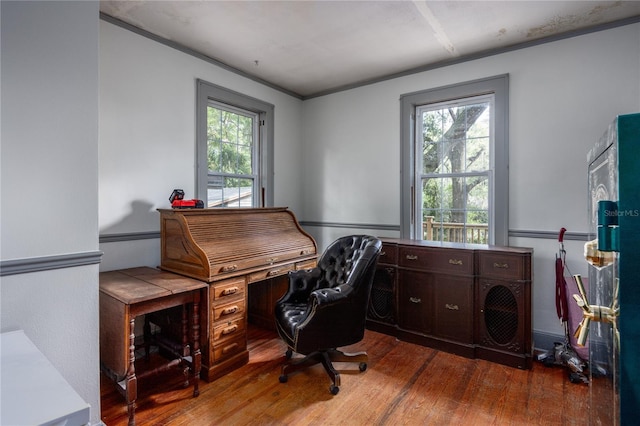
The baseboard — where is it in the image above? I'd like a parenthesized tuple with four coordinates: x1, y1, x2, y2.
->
(533, 330, 566, 354)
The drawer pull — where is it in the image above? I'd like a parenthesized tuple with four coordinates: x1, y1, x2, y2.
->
(221, 264, 238, 272)
(406, 255, 418, 261)
(222, 287, 238, 296)
(300, 249, 312, 255)
(380, 251, 386, 256)
(267, 257, 279, 264)
(267, 269, 281, 277)
(222, 342, 239, 354)
(493, 262, 509, 269)
(448, 258, 463, 265)
(221, 325, 238, 335)
(409, 297, 422, 304)
(445, 303, 459, 311)
(221, 306, 238, 315)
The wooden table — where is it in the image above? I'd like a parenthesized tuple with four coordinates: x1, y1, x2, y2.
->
(99, 267, 207, 426)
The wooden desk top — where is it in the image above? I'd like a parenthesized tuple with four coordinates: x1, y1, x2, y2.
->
(99, 267, 207, 305)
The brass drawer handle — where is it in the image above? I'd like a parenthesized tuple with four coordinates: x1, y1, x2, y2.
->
(380, 251, 386, 256)
(406, 255, 418, 261)
(221, 264, 238, 272)
(221, 325, 238, 335)
(267, 257, 279, 264)
(493, 262, 509, 269)
(445, 303, 459, 311)
(221, 287, 238, 296)
(448, 259, 463, 265)
(267, 269, 281, 277)
(409, 297, 422, 304)
(221, 306, 238, 315)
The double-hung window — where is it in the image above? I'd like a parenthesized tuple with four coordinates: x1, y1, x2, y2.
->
(196, 79, 274, 207)
(401, 75, 509, 245)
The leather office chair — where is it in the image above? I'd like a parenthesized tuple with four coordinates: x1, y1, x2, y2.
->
(275, 235, 382, 394)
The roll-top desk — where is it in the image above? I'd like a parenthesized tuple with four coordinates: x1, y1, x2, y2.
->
(157, 207, 317, 381)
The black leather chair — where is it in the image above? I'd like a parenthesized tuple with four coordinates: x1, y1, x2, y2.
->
(275, 235, 382, 394)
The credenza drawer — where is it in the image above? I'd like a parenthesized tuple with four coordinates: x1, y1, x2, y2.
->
(398, 246, 474, 275)
(212, 299, 245, 322)
(478, 251, 530, 280)
(379, 243, 398, 265)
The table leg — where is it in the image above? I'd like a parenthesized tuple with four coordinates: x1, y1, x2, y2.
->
(126, 317, 137, 426)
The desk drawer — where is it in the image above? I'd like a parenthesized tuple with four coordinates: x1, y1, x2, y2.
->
(211, 277, 245, 302)
(212, 299, 245, 322)
(399, 246, 474, 275)
(295, 259, 317, 270)
(211, 336, 246, 363)
(212, 317, 245, 343)
(247, 264, 295, 283)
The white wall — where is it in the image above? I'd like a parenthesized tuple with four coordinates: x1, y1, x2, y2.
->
(301, 23, 640, 340)
(1, 1, 101, 424)
(99, 21, 305, 271)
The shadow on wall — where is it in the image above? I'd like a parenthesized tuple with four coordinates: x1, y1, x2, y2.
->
(100, 200, 159, 237)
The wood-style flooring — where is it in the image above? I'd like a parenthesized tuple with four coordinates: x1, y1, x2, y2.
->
(100, 326, 590, 425)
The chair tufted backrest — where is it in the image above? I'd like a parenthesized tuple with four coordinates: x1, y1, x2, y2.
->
(316, 235, 381, 290)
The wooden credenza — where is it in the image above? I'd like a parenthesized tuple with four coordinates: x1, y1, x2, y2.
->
(157, 207, 317, 382)
(367, 239, 533, 369)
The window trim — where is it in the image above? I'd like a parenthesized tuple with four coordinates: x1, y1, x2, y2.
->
(400, 74, 509, 245)
(196, 79, 275, 207)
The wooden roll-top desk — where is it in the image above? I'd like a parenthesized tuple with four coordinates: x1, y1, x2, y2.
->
(157, 207, 317, 381)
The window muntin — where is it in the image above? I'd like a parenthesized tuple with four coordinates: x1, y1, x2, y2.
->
(206, 102, 259, 207)
(416, 96, 493, 244)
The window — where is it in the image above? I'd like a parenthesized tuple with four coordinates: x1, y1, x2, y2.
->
(196, 79, 274, 207)
(400, 75, 508, 245)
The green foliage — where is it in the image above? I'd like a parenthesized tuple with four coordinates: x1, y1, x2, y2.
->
(207, 106, 253, 176)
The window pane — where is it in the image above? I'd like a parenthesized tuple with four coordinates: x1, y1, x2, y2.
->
(207, 106, 254, 175)
(207, 177, 253, 208)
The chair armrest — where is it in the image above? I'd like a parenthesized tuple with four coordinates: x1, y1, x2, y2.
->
(310, 284, 352, 306)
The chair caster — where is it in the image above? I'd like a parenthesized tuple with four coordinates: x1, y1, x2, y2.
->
(279, 374, 288, 383)
(359, 362, 367, 372)
(329, 384, 339, 395)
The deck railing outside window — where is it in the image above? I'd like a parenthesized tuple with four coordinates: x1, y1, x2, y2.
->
(423, 216, 488, 244)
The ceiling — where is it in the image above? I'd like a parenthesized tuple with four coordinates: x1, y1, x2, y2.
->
(100, 1, 640, 98)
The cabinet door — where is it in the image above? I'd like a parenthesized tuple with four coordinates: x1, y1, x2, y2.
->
(476, 279, 526, 352)
(368, 266, 396, 325)
(397, 270, 434, 335)
(433, 275, 474, 343)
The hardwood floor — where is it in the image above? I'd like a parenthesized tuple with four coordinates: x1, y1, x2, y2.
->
(100, 326, 590, 425)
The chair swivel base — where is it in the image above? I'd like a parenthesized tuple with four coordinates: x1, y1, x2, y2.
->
(278, 348, 368, 395)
